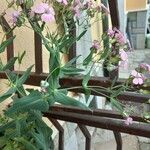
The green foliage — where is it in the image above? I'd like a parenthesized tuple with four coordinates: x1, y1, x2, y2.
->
(2, 57, 18, 71)
(0, 36, 16, 53)
(5, 90, 49, 117)
(0, 1, 148, 149)
(18, 51, 26, 64)
(54, 91, 88, 109)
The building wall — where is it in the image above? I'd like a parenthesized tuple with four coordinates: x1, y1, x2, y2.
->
(126, 0, 148, 11)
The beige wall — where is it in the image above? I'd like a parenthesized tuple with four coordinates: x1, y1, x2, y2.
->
(126, 0, 148, 11)
(0, 0, 58, 73)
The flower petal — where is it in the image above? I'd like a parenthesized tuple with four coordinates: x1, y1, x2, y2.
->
(41, 14, 55, 23)
(131, 70, 137, 77)
(138, 78, 143, 85)
(132, 78, 139, 85)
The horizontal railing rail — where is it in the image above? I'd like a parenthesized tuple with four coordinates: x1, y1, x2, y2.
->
(1, 72, 150, 104)
(45, 105, 150, 138)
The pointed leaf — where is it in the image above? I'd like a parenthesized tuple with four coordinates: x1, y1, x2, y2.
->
(0, 36, 16, 53)
(0, 87, 16, 103)
(6, 91, 49, 116)
(18, 51, 26, 64)
(64, 55, 81, 67)
(76, 30, 87, 41)
(54, 92, 88, 109)
(15, 137, 37, 150)
(83, 50, 94, 66)
(16, 65, 34, 87)
(110, 98, 124, 113)
(2, 57, 17, 71)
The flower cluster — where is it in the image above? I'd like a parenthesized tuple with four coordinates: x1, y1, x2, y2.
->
(131, 70, 144, 85)
(32, 3, 55, 23)
(107, 28, 126, 45)
(130, 63, 150, 85)
(105, 28, 129, 70)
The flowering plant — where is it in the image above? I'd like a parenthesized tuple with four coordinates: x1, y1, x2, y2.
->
(0, 0, 149, 149)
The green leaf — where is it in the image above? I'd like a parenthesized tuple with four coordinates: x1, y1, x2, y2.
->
(61, 67, 84, 76)
(0, 36, 16, 53)
(83, 50, 94, 66)
(16, 65, 34, 87)
(0, 137, 6, 148)
(82, 71, 91, 88)
(15, 137, 37, 150)
(0, 59, 3, 71)
(0, 87, 16, 103)
(76, 30, 87, 41)
(54, 92, 88, 109)
(31, 126, 52, 150)
(110, 98, 124, 113)
(2, 57, 17, 71)
(5, 91, 49, 116)
(82, 71, 91, 102)
(100, 47, 111, 60)
(18, 51, 26, 64)
(0, 120, 15, 133)
(64, 55, 81, 67)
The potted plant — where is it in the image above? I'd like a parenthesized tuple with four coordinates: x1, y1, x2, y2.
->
(0, 0, 149, 149)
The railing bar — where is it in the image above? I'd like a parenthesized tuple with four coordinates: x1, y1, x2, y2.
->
(78, 124, 91, 150)
(68, 25, 76, 61)
(0, 72, 149, 103)
(113, 131, 122, 150)
(49, 105, 148, 123)
(34, 32, 43, 73)
(44, 111, 150, 138)
(49, 118, 64, 150)
(0, 72, 149, 91)
(108, 0, 120, 28)
(0, 16, 14, 69)
(6, 32, 14, 62)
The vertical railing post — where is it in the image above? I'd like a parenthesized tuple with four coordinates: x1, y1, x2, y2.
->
(106, 1, 122, 150)
(78, 124, 91, 150)
(49, 118, 64, 150)
(0, 16, 14, 69)
(34, 32, 43, 74)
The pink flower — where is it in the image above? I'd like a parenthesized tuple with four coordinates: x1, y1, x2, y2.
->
(107, 29, 115, 37)
(32, 3, 55, 23)
(125, 117, 133, 125)
(140, 63, 150, 73)
(57, 0, 68, 5)
(72, 0, 84, 17)
(33, 3, 48, 14)
(10, 11, 20, 25)
(108, 28, 126, 45)
(72, 6, 81, 17)
(119, 60, 128, 70)
(92, 40, 100, 50)
(115, 32, 126, 45)
(119, 49, 128, 69)
(131, 70, 144, 85)
(119, 49, 128, 61)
